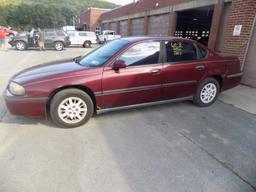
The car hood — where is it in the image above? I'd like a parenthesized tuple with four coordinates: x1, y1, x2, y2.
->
(13, 58, 86, 85)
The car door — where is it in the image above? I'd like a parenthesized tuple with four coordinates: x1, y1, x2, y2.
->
(102, 41, 163, 108)
(44, 30, 56, 47)
(162, 40, 207, 100)
(67, 31, 76, 45)
(78, 32, 87, 45)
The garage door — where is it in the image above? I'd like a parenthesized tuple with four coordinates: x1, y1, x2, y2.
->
(102, 23, 108, 30)
(110, 22, 117, 31)
(131, 17, 144, 36)
(242, 19, 256, 87)
(148, 14, 169, 36)
(120, 20, 128, 37)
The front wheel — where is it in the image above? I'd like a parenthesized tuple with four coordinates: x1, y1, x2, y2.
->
(193, 78, 220, 107)
(15, 41, 26, 51)
(50, 89, 94, 128)
(83, 41, 91, 48)
(54, 42, 64, 51)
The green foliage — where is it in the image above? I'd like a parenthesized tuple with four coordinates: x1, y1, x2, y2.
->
(0, 0, 117, 31)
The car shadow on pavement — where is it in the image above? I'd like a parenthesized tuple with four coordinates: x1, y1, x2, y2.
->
(93, 100, 256, 191)
(1, 100, 194, 129)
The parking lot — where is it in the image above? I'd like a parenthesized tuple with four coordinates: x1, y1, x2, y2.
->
(0, 46, 256, 192)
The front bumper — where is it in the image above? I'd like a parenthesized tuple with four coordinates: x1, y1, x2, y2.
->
(8, 39, 15, 47)
(64, 40, 71, 47)
(4, 90, 48, 119)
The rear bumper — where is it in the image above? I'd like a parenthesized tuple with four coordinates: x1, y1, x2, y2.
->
(4, 90, 48, 119)
(222, 72, 243, 91)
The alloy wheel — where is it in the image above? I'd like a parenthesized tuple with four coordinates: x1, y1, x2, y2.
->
(16, 42, 25, 50)
(200, 83, 217, 104)
(55, 42, 63, 51)
(57, 97, 87, 124)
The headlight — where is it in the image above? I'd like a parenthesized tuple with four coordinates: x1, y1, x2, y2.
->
(8, 82, 25, 96)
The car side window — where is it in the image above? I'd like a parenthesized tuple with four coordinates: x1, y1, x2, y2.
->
(119, 41, 160, 67)
(106, 32, 114, 35)
(165, 41, 198, 63)
(198, 46, 208, 59)
(67, 31, 75, 36)
(56, 30, 65, 36)
(79, 32, 87, 36)
(44, 31, 55, 37)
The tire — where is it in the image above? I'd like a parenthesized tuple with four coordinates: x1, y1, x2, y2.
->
(83, 41, 91, 48)
(15, 41, 26, 51)
(54, 42, 64, 51)
(193, 77, 220, 107)
(50, 89, 94, 128)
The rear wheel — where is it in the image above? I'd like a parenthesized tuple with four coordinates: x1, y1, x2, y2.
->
(193, 78, 220, 107)
(54, 42, 64, 51)
(50, 89, 94, 128)
(83, 41, 91, 48)
(15, 41, 26, 51)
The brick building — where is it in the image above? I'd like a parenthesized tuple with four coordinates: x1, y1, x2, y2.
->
(76, 7, 110, 33)
(77, 0, 256, 87)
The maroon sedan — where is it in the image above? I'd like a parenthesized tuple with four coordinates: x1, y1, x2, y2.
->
(5, 37, 242, 128)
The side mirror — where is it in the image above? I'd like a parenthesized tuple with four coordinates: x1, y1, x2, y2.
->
(73, 56, 82, 63)
(112, 60, 126, 71)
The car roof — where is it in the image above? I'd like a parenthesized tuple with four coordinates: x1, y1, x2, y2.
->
(67, 30, 95, 33)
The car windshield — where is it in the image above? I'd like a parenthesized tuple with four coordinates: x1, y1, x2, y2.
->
(78, 39, 129, 67)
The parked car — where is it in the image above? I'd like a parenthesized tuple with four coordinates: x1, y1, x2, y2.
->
(8, 29, 71, 51)
(5, 37, 242, 128)
(98, 30, 121, 44)
(66, 30, 97, 48)
(0, 26, 17, 37)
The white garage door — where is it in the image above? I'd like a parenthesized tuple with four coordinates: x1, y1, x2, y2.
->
(120, 20, 128, 37)
(131, 17, 144, 36)
(148, 14, 169, 36)
(110, 22, 117, 31)
(102, 23, 108, 30)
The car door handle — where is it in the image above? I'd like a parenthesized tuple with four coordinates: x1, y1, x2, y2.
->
(150, 69, 161, 75)
(195, 64, 205, 71)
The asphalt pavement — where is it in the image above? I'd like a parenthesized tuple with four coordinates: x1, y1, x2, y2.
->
(0, 46, 255, 192)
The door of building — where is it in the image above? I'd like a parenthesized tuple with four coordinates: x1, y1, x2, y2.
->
(148, 14, 169, 36)
(131, 17, 144, 36)
(242, 18, 256, 87)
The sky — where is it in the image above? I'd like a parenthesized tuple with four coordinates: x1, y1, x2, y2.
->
(106, 0, 134, 5)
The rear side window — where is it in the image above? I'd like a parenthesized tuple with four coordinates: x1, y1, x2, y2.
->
(67, 31, 75, 36)
(198, 46, 208, 59)
(165, 41, 198, 63)
(87, 32, 95, 37)
(119, 41, 160, 67)
(44, 31, 55, 36)
(79, 32, 87, 36)
(105, 32, 114, 35)
(56, 30, 65, 36)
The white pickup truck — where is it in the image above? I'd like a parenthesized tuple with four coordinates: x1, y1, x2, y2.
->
(98, 30, 121, 44)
